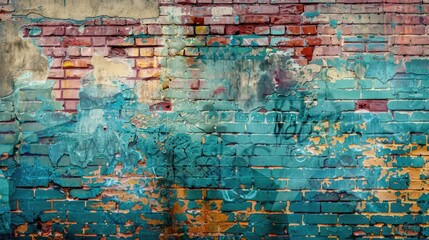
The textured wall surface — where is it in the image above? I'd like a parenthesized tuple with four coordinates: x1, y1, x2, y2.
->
(1, 0, 429, 239)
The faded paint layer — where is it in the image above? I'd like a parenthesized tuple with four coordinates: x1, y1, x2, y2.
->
(13, 0, 159, 19)
(0, 21, 48, 97)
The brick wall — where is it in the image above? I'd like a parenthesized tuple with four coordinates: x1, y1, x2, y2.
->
(2, 0, 429, 238)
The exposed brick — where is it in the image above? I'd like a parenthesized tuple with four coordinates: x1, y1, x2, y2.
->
(61, 37, 92, 47)
(271, 15, 301, 24)
(225, 25, 255, 35)
(240, 15, 270, 23)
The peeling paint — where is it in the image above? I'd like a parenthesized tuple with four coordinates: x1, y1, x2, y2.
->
(13, 0, 159, 20)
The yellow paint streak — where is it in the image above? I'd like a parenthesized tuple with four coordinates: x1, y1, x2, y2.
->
(332, 135, 347, 144)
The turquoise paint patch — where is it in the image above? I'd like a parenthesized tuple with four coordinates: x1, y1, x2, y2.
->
(329, 19, 338, 28)
(336, 29, 342, 40)
(28, 27, 42, 36)
(304, 11, 320, 20)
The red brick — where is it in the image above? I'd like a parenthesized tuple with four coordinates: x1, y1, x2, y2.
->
(207, 36, 231, 46)
(225, 25, 254, 35)
(271, 15, 301, 24)
(399, 25, 426, 35)
(356, 100, 388, 112)
(278, 4, 304, 14)
(254, 26, 270, 35)
(302, 25, 317, 35)
(189, 16, 205, 25)
(150, 100, 172, 111)
(294, 47, 314, 61)
(355, 100, 369, 111)
(62, 37, 92, 47)
(272, 38, 304, 47)
(240, 15, 270, 24)
(306, 37, 322, 46)
(287, 26, 301, 35)
(102, 18, 126, 25)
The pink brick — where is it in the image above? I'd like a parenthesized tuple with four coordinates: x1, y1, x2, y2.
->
(43, 26, 65, 36)
(51, 58, 63, 68)
(255, 26, 270, 35)
(62, 89, 80, 99)
(148, 25, 162, 35)
(80, 47, 94, 57)
(65, 26, 80, 35)
(391, 36, 411, 45)
(52, 48, 66, 57)
(92, 37, 106, 46)
(204, 16, 235, 25)
(313, 46, 342, 56)
(49, 69, 65, 78)
(410, 36, 429, 45)
(241, 37, 269, 46)
(34, 37, 61, 46)
(233, 5, 248, 14)
(391, 46, 423, 55)
(210, 25, 225, 34)
(192, 6, 212, 16)
(106, 37, 134, 46)
(67, 47, 81, 57)
(240, 15, 270, 24)
(247, 5, 279, 14)
(93, 47, 110, 57)
(64, 101, 79, 111)
(65, 69, 90, 78)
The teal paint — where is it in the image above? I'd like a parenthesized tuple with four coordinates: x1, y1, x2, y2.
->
(336, 29, 342, 40)
(304, 11, 320, 20)
(329, 19, 338, 28)
(3, 39, 429, 238)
